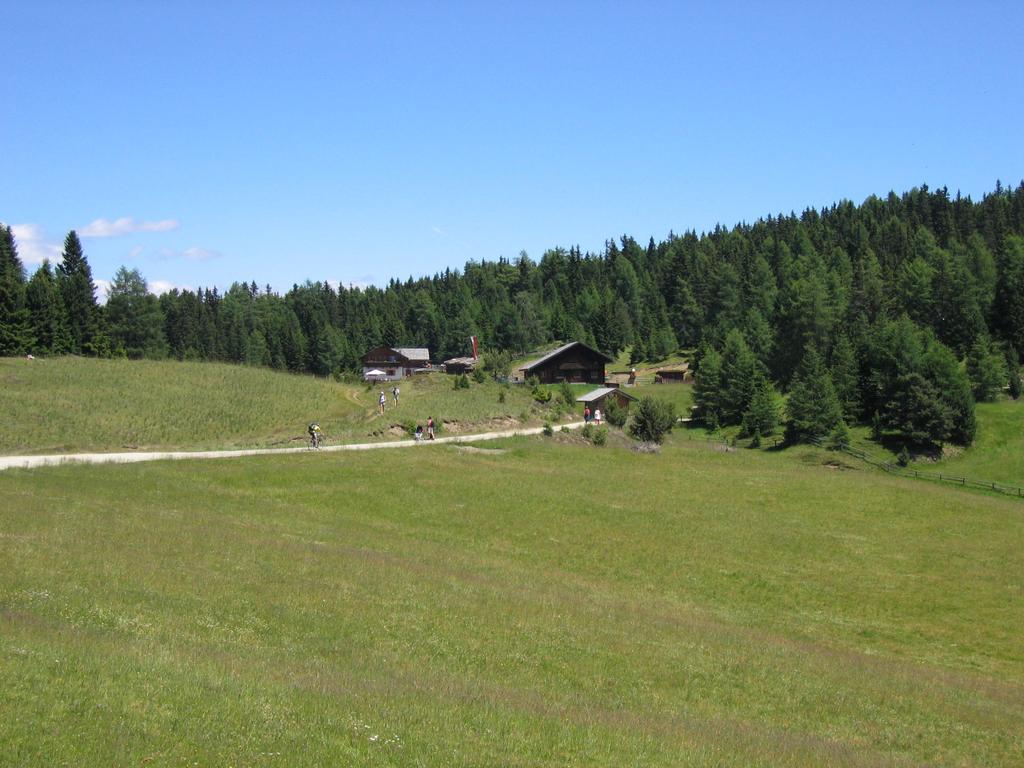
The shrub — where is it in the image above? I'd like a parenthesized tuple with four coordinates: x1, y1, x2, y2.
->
(472, 367, 487, 384)
(581, 423, 594, 440)
(480, 350, 513, 380)
(592, 426, 608, 446)
(749, 428, 761, 448)
(453, 374, 471, 390)
(628, 397, 677, 444)
(498, 387, 507, 403)
(559, 381, 575, 407)
(542, 422, 553, 437)
(829, 420, 851, 450)
(897, 445, 911, 467)
(532, 385, 552, 403)
(604, 397, 627, 428)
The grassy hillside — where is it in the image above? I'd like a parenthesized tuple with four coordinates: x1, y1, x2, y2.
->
(0, 358, 579, 454)
(2, 435, 1021, 766)
(930, 399, 1024, 483)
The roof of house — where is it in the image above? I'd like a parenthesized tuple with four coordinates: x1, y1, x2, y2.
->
(393, 347, 430, 361)
(575, 387, 638, 403)
(519, 341, 613, 372)
(444, 356, 477, 366)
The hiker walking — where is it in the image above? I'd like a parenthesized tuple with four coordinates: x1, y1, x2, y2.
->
(426, 416, 435, 440)
(583, 405, 591, 423)
(392, 385, 400, 406)
(378, 390, 386, 415)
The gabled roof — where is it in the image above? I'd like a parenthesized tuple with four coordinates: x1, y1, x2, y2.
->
(520, 341, 613, 372)
(576, 387, 638, 403)
(393, 347, 431, 361)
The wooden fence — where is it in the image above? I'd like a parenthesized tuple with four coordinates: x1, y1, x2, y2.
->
(679, 429, 1024, 499)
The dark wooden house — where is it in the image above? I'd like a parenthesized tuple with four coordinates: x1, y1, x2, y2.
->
(516, 341, 612, 384)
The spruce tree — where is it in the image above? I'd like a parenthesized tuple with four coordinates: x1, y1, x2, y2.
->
(105, 266, 167, 359)
(56, 231, 101, 354)
(0, 225, 33, 355)
(993, 235, 1024, 353)
(785, 346, 842, 444)
(719, 329, 760, 425)
(885, 372, 951, 446)
(829, 333, 860, 422)
(693, 345, 723, 427)
(966, 336, 1008, 402)
(1007, 346, 1022, 400)
(25, 261, 71, 354)
(741, 372, 779, 437)
(628, 396, 676, 444)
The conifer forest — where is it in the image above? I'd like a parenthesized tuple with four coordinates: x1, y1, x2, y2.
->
(3, 183, 1024, 447)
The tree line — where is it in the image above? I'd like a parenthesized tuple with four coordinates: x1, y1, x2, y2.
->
(2, 182, 1023, 445)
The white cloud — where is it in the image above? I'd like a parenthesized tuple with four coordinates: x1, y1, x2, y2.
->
(128, 245, 144, 259)
(8, 224, 62, 265)
(335, 275, 377, 290)
(80, 217, 179, 237)
(149, 279, 193, 296)
(157, 246, 221, 262)
(182, 246, 219, 261)
(95, 279, 112, 305)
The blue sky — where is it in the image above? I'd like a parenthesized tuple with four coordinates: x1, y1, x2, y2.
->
(3, 1, 1022, 298)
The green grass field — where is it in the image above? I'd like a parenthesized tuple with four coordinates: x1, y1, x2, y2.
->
(2, 434, 1022, 766)
(930, 399, 1024, 484)
(0, 358, 578, 454)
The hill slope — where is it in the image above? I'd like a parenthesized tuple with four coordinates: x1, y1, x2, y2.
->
(0, 357, 571, 454)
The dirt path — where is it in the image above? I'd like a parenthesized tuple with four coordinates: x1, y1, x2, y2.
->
(0, 423, 584, 472)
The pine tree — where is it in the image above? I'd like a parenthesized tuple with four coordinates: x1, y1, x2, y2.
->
(693, 345, 723, 427)
(0, 225, 33, 355)
(993, 235, 1024, 353)
(25, 261, 71, 354)
(628, 396, 676, 444)
(720, 329, 760, 425)
(56, 231, 101, 354)
(829, 333, 860, 422)
(966, 336, 1007, 402)
(785, 346, 842, 443)
(741, 373, 780, 437)
(885, 372, 951, 446)
(1008, 348, 1022, 399)
(105, 266, 167, 359)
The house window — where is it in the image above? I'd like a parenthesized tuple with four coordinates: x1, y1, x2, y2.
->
(387, 369, 395, 376)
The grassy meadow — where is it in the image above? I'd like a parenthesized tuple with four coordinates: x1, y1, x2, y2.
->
(2, 434, 1022, 766)
(930, 399, 1024, 484)
(0, 358, 571, 454)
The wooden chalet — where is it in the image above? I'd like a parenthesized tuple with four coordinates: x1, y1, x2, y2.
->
(516, 341, 612, 384)
(362, 346, 431, 381)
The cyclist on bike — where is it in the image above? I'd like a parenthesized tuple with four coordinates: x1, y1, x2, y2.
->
(308, 421, 323, 449)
